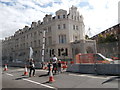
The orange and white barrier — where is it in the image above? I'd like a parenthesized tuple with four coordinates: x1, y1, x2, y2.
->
(70, 61, 74, 64)
(43, 62, 48, 70)
(62, 64, 67, 69)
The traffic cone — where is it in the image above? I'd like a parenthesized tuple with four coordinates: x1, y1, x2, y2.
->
(4, 64, 8, 71)
(49, 66, 55, 83)
(24, 65, 28, 76)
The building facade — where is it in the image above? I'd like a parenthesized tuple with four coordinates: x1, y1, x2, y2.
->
(91, 23, 120, 58)
(71, 39, 96, 60)
(2, 6, 86, 62)
(92, 23, 120, 43)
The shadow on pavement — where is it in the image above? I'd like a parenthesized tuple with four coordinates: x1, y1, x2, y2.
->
(41, 81, 50, 84)
(102, 76, 120, 84)
(39, 73, 49, 77)
(15, 76, 29, 80)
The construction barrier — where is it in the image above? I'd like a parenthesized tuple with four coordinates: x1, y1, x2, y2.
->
(62, 64, 67, 69)
(67, 64, 120, 75)
(70, 61, 74, 64)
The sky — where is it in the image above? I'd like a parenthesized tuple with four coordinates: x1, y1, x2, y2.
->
(0, 0, 119, 39)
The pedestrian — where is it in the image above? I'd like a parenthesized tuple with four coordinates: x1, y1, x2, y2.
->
(57, 60, 62, 74)
(47, 62, 52, 75)
(29, 58, 35, 77)
(41, 62, 44, 69)
(52, 55, 58, 74)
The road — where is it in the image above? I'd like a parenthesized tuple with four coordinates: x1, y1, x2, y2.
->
(2, 67, 120, 90)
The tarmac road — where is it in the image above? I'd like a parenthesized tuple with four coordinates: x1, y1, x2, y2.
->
(1, 67, 120, 90)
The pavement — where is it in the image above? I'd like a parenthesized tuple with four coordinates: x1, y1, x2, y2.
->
(1, 67, 120, 90)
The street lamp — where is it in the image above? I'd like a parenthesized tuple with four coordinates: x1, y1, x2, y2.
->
(40, 30, 46, 68)
(12, 50, 15, 62)
(41, 30, 46, 62)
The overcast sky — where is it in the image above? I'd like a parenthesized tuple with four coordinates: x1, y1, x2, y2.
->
(0, 0, 119, 39)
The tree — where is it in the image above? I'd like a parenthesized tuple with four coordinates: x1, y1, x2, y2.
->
(98, 34, 105, 43)
(85, 35, 89, 39)
(105, 34, 118, 42)
(98, 34, 118, 43)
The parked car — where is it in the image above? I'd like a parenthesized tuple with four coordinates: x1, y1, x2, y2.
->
(75, 53, 113, 64)
(113, 60, 120, 64)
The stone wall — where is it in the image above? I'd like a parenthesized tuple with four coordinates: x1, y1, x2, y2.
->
(67, 64, 120, 75)
(97, 42, 119, 58)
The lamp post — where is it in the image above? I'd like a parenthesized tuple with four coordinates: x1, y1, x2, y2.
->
(41, 30, 46, 68)
(41, 30, 46, 62)
(12, 50, 15, 62)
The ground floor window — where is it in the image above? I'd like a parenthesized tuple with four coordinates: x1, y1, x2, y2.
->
(57, 48, 68, 57)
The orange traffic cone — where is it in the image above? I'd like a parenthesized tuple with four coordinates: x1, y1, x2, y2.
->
(24, 65, 28, 76)
(49, 65, 55, 83)
(4, 64, 8, 71)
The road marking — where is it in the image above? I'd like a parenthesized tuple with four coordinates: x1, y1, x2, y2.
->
(23, 79, 56, 89)
(5, 72, 56, 89)
(6, 73, 14, 76)
(69, 74, 109, 79)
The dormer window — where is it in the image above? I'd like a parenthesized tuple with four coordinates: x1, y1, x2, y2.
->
(63, 15, 65, 18)
(58, 15, 60, 19)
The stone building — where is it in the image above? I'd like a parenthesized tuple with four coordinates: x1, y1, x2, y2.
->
(91, 23, 120, 58)
(71, 39, 96, 60)
(92, 24, 120, 43)
(2, 6, 96, 62)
